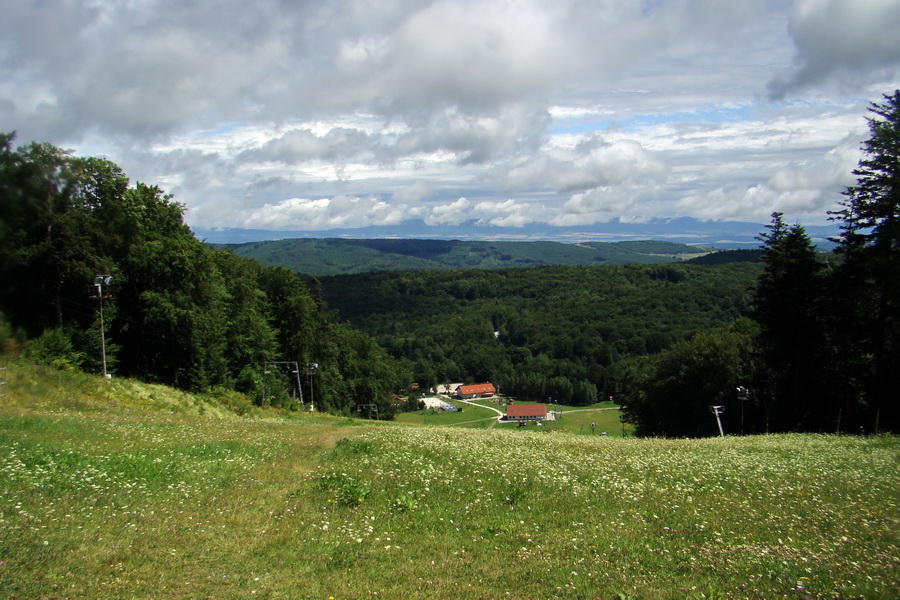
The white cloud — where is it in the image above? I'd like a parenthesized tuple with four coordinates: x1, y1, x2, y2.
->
(1, 0, 899, 236)
(392, 182, 431, 204)
(769, 0, 900, 99)
(380, 0, 572, 110)
(425, 197, 472, 226)
(473, 199, 537, 227)
(242, 195, 407, 230)
(677, 130, 863, 223)
(553, 186, 645, 225)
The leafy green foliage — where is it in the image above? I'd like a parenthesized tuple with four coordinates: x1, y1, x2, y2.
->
(318, 262, 761, 408)
(621, 318, 757, 437)
(752, 213, 833, 432)
(24, 328, 85, 371)
(0, 133, 403, 417)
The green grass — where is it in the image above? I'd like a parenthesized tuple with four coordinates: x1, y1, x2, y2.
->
(546, 406, 634, 437)
(1, 361, 898, 599)
(393, 399, 498, 428)
(400, 397, 635, 437)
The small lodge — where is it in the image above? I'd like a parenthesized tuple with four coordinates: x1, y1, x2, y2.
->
(504, 404, 548, 422)
(455, 382, 497, 399)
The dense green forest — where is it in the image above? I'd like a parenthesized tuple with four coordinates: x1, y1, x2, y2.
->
(319, 261, 761, 407)
(223, 237, 713, 276)
(620, 92, 900, 436)
(0, 132, 405, 419)
(0, 92, 897, 435)
(310, 93, 900, 436)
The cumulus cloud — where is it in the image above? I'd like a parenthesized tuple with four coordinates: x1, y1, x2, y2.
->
(392, 182, 431, 204)
(1, 0, 897, 235)
(473, 199, 537, 227)
(769, 0, 900, 99)
(378, 0, 572, 110)
(241, 194, 408, 230)
(425, 197, 472, 226)
(239, 128, 376, 165)
(553, 186, 645, 226)
(677, 131, 862, 222)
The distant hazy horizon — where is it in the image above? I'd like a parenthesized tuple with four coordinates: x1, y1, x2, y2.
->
(196, 216, 840, 250)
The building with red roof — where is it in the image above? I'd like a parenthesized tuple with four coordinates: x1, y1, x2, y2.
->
(504, 404, 547, 422)
(454, 383, 497, 399)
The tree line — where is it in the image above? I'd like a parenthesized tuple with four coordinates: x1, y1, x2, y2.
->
(1, 91, 896, 434)
(0, 133, 404, 418)
(319, 92, 899, 435)
(622, 91, 900, 436)
(319, 261, 761, 410)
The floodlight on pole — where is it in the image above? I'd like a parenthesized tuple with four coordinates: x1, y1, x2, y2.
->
(91, 276, 112, 379)
(736, 386, 750, 435)
(710, 405, 725, 438)
(307, 362, 318, 412)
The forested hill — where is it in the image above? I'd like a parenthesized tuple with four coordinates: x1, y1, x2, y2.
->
(221, 238, 716, 276)
(317, 262, 764, 410)
(0, 133, 405, 420)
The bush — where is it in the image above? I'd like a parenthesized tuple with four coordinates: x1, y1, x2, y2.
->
(25, 328, 84, 371)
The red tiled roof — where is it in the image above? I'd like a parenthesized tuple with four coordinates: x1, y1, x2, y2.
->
(506, 404, 547, 418)
(457, 383, 496, 395)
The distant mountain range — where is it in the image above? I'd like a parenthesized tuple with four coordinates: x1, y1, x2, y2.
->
(194, 216, 840, 248)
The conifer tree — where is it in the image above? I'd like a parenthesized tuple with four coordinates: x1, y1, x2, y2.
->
(830, 91, 900, 432)
(752, 213, 829, 431)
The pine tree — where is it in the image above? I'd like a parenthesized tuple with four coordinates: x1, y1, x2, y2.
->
(832, 90, 900, 431)
(830, 91, 900, 432)
(753, 213, 830, 431)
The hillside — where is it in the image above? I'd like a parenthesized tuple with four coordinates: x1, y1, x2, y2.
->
(318, 261, 763, 410)
(1, 361, 897, 599)
(222, 238, 716, 276)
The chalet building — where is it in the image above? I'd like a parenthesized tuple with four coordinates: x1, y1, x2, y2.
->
(455, 382, 497, 399)
(504, 404, 547, 422)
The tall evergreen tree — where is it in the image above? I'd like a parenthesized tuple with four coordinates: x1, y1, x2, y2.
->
(830, 90, 900, 432)
(752, 213, 830, 431)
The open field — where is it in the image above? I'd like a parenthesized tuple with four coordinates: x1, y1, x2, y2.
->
(1, 362, 898, 599)
(544, 407, 633, 437)
(396, 397, 634, 437)
(394, 399, 498, 428)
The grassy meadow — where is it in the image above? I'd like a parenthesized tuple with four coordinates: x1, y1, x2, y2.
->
(1, 362, 898, 599)
(394, 400, 498, 428)
(394, 398, 633, 437)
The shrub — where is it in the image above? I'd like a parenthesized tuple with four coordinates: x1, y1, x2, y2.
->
(25, 328, 84, 371)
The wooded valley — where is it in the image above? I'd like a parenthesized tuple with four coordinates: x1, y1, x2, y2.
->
(317, 261, 760, 411)
(1, 92, 898, 436)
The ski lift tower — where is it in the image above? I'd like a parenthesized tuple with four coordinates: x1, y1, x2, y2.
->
(262, 361, 305, 408)
(91, 276, 112, 378)
(306, 362, 318, 412)
(710, 405, 725, 438)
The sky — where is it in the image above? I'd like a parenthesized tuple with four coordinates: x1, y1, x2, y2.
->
(2, 0, 900, 238)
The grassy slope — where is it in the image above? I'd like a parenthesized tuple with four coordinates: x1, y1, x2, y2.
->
(1, 362, 898, 600)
